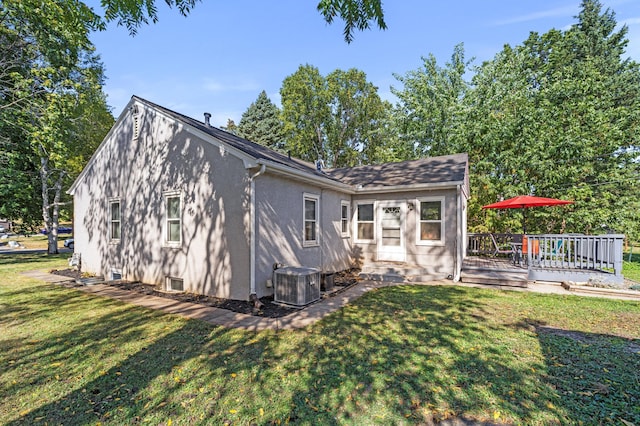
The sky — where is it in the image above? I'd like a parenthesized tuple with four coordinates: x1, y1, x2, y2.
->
(87, 0, 640, 128)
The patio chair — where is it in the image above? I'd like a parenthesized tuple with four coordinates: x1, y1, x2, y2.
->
(490, 233, 514, 258)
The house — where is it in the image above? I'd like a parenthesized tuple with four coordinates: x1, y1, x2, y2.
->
(68, 96, 470, 300)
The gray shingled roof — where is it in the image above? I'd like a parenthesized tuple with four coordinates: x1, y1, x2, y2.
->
(135, 96, 467, 189)
(326, 154, 468, 187)
(134, 96, 336, 180)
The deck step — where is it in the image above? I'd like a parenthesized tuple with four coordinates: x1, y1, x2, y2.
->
(460, 270, 529, 287)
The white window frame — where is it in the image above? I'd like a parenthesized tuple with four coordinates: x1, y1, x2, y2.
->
(166, 276, 184, 292)
(164, 191, 182, 247)
(303, 193, 320, 247)
(416, 196, 445, 246)
(354, 200, 376, 243)
(340, 200, 350, 238)
(109, 198, 121, 242)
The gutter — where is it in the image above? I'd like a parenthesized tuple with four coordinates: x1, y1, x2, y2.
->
(249, 164, 266, 298)
(354, 181, 465, 194)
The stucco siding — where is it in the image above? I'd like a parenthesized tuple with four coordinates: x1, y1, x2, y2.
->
(73, 105, 251, 299)
(254, 174, 352, 297)
(351, 189, 459, 278)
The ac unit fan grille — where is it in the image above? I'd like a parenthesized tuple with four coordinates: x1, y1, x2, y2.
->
(273, 267, 321, 306)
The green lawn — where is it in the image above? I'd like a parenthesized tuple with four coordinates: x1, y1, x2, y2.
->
(1, 254, 639, 425)
(624, 248, 640, 283)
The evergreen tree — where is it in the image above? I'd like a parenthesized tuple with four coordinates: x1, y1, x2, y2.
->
(237, 91, 285, 151)
(462, 0, 640, 237)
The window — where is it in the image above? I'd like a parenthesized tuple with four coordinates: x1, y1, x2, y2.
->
(166, 277, 184, 292)
(417, 197, 444, 245)
(165, 192, 181, 244)
(340, 201, 350, 237)
(110, 199, 121, 240)
(356, 202, 374, 241)
(303, 194, 319, 246)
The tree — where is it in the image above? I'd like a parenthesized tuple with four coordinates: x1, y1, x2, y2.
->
(280, 65, 390, 167)
(281, 65, 331, 163)
(94, 0, 386, 43)
(221, 119, 238, 135)
(392, 43, 471, 159)
(316, 0, 386, 43)
(0, 0, 113, 253)
(237, 91, 285, 151)
(462, 0, 640, 238)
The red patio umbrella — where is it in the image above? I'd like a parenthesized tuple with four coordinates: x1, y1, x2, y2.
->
(482, 195, 573, 233)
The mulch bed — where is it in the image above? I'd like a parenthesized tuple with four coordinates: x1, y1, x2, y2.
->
(51, 268, 362, 318)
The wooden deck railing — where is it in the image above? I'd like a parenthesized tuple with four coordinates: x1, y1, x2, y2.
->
(467, 233, 515, 257)
(526, 234, 624, 278)
(467, 233, 624, 284)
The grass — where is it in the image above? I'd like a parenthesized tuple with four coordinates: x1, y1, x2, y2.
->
(1, 254, 639, 425)
(624, 247, 640, 283)
(0, 234, 70, 250)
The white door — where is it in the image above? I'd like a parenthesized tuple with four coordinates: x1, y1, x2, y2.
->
(377, 202, 405, 262)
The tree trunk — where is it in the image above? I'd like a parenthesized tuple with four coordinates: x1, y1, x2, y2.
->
(40, 153, 65, 255)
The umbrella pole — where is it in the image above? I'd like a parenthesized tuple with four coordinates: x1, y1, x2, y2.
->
(523, 207, 527, 234)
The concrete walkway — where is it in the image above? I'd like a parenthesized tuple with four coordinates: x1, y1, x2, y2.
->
(25, 270, 640, 331)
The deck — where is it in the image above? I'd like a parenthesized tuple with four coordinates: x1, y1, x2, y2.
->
(461, 256, 529, 287)
(466, 233, 625, 286)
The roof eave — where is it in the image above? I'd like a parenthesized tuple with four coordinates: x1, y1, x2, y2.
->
(256, 159, 355, 193)
(354, 180, 465, 194)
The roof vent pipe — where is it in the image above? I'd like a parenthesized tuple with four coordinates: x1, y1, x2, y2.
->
(204, 112, 212, 127)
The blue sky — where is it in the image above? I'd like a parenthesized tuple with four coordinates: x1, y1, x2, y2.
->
(88, 0, 640, 127)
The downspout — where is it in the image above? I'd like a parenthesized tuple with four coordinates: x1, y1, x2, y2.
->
(454, 185, 462, 281)
(250, 164, 266, 299)
(320, 188, 325, 272)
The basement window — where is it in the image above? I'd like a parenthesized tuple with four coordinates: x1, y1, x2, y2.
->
(166, 277, 184, 292)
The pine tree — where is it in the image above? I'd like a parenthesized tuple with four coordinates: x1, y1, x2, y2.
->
(237, 91, 285, 151)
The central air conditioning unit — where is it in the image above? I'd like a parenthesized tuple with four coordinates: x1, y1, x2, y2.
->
(273, 267, 321, 306)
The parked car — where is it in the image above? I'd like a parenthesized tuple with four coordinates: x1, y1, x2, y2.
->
(40, 227, 73, 235)
(63, 238, 74, 249)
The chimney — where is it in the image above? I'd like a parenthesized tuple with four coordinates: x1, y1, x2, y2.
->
(204, 112, 212, 127)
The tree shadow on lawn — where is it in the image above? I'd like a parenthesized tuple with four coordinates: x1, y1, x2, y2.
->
(237, 285, 570, 424)
(4, 303, 267, 425)
(525, 322, 640, 424)
(0, 284, 100, 329)
(6, 283, 639, 424)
